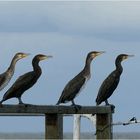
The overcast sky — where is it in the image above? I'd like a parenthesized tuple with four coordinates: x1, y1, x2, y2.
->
(0, 1, 140, 133)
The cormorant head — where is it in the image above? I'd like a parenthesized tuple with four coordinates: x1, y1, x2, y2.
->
(15, 52, 30, 60)
(35, 54, 53, 61)
(117, 54, 134, 62)
(87, 51, 105, 60)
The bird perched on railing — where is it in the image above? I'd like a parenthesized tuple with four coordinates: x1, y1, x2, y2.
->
(96, 54, 134, 106)
(56, 51, 105, 110)
(0, 52, 29, 91)
(0, 54, 52, 105)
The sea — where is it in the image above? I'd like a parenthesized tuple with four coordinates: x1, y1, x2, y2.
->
(0, 132, 140, 139)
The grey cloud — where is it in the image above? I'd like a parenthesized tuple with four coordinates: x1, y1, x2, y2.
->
(0, 1, 140, 41)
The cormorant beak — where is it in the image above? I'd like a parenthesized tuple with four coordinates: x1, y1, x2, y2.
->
(127, 55, 134, 58)
(96, 51, 105, 56)
(125, 55, 134, 60)
(22, 53, 30, 58)
(41, 55, 53, 60)
(46, 55, 53, 59)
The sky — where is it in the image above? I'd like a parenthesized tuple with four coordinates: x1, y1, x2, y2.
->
(0, 1, 140, 134)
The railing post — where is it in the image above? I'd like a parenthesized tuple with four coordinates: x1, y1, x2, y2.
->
(45, 114, 63, 139)
(96, 111, 113, 139)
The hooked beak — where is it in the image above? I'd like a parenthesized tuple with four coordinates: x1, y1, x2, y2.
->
(96, 51, 105, 56)
(22, 53, 30, 58)
(46, 55, 53, 58)
(127, 55, 134, 58)
(123, 54, 134, 60)
(41, 55, 53, 60)
(125, 55, 134, 60)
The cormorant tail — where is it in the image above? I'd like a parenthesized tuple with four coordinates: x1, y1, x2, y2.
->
(0, 99, 4, 105)
(56, 102, 59, 105)
(56, 100, 61, 105)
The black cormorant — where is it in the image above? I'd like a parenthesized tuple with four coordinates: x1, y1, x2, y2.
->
(56, 51, 105, 109)
(0, 54, 52, 104)
(0, 52, 29, 91)
(96, 54, 134, 106)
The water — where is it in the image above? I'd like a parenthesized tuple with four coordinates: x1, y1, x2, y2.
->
(0, 132, 140, 139)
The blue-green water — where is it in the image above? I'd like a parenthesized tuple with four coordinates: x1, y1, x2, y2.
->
(0, 132, 140, 139)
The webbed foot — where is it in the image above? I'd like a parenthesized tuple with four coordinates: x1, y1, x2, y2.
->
(108, 104, 115, 110)
(71, 104, 82, 112)
(105, 100, 115, 109)
(18, 102, 27, 107)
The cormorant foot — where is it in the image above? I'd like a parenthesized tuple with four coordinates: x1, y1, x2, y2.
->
(25, 103, 32, 107)
(19, 103, 32, 107)
(19, 103, 26, 107)
(19, 102, 25, 105)
(106, 104, 115, 109)
(110, 104, 115, 109)
(71, 104, 82, 112)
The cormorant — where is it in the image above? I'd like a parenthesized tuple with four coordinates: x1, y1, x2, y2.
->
(96, 54, 134, 106)
(56, 51, 105, 110)
(0, 52, 29, 91)
(0, 54, 52, 105)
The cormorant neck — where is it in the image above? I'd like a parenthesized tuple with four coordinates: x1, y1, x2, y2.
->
(32, 59, 42, 76)
(115, 59, 123, 74)
(83, 57, 93, 75)
(7, 56, 19, 73)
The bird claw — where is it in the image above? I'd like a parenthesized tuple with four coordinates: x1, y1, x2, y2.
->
(71, 104, 82, 112)
(110, 104, 115, 110)
(106, 104, 115, 110)
(18, 103, 31, 107)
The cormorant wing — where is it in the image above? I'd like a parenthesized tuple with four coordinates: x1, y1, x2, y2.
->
(10, 72, 34, 89)
(0, 73, 7, 89)
(58, 73, 86, 103)
(3, 72, 35, 99)
(96, 70, 120, 104)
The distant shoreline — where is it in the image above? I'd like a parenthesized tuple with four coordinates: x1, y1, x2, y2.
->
(0, 132, 140, 139)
